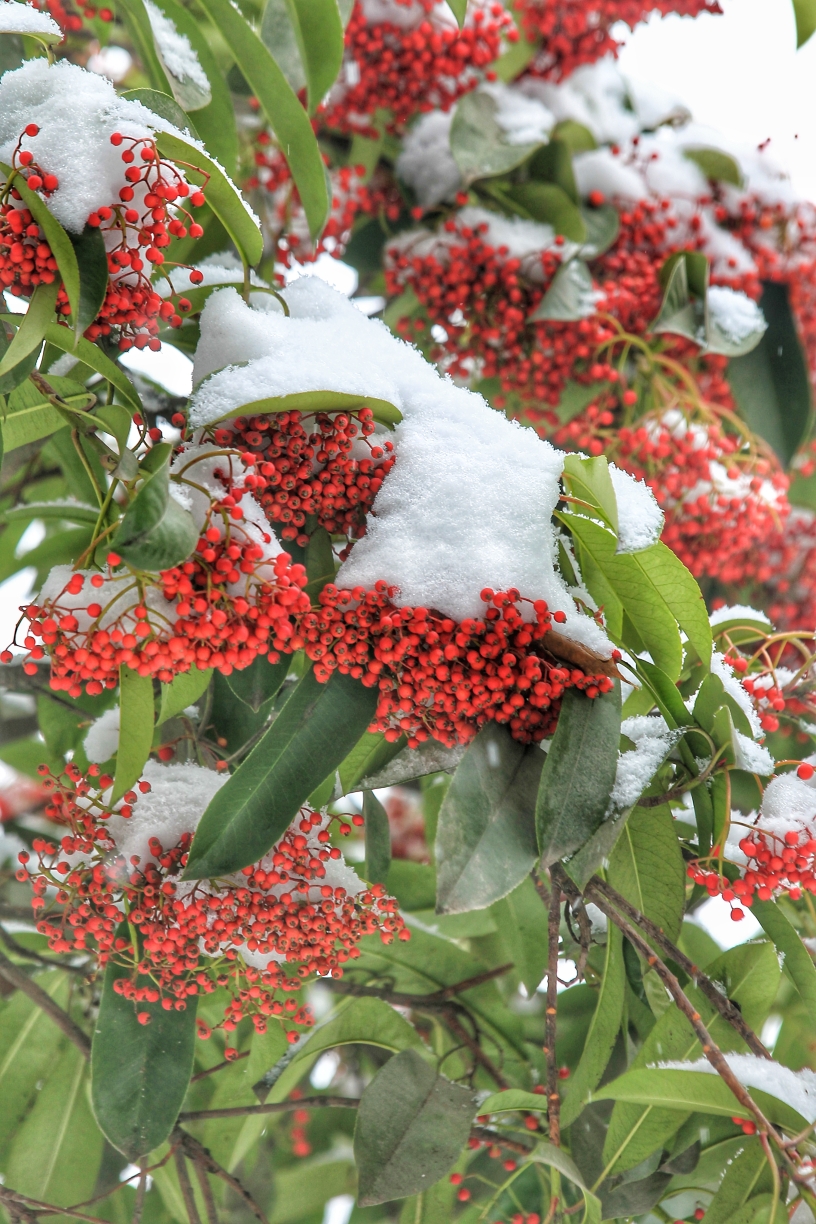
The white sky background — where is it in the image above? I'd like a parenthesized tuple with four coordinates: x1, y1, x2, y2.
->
(2, 0, 813, 954)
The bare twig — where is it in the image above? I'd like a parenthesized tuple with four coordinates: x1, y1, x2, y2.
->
(0, 949, 90, 1058)
(173, 1149, 202, 1224)
(172, 1130, 269, 1224)
(329, 963, 513, 1010)
(190, 1051, 249, 1083)
(132, 1164, 147, 1224)
(191, 1161, 218, 1224)
(545, 877, 562, 1147)
(0, 924, 89, 976)
(179, 1097, 359, 1122)
(437, 1003, 510, 1089)
(0, 1185, 112, 1224)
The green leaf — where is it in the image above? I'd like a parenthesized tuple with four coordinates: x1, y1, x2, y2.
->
(683, 146, 743, 187)
(792, 0, 816, 46)
(0, 163, 81, 324)
(1, 374, 95, 451)
(157, 666, 212, 725)
(491, 875, 548, 995)
(6, 1045, 103, 1206)
(552, 119, 597, 154)
(560, 925, 625, 1127)
(444, 0, 467, 24)
(753, 898, 816, 1011)
(269, 1161, 356, 1224)
(450, 90, 543, 183)
(0, 279, 59, 378)
(69, 223, 109, 338)
(185, 667, 379, 878)
(338, 729, 406, 793)
(261, 0, 306, 93)
(196, 0, 328, 239)
(225, 653, 289, 712)
(192, 384, 402, 426)
(530, 259, 596, 322)
(155, 127, 264, 266)
(144, 4, 211, 110)
(504, 182, 587, 242)
(703, 1139, 773, 1224)
(562, 453, 618, 532)
(42, 322, 142, 411)
(91, 935, 197, 1159)
(0, 972, 73, 1160)
(354, 1048, 478, 1206)
(580, 202, 620, 257)
(0, 8, 61, 43)
(305, 523, 336, 597)
(727, 280, 813, 466)
(113, 461, 198, 571)
(363, 789, 391, 885)
(289, 0, 344, 112)
(529, 138, 579, 202)
(594, 1067, 808, 1133)
(651, 251, 707, 343)
(112, 664, 155, 802)
(122, 86, 199, 136)
(552, 379, 611, 427)
(435, 722, 542, 914)
(119, 0, 174, 93)
(607, 805, 685, 942)
(536, 684, 621, 867)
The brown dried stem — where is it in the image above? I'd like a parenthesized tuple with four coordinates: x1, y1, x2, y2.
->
(173, 1150, 202, 1224)
(172, 1129, 269, 1224)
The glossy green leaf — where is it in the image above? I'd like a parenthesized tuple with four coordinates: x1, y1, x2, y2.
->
(552, 119, 597, 154)
(530, 259, 597, 321)
(560, 925, 625, 1127)
(195, 385, 402, 426)
(261, 0, 306, 94)
(753, 898, 816, 1011)
(435, 722, 542, 913)
(225, 653, 289, 712)
(113, 461, 198, 571)
(562, 452, 618, 532)
(69, 223, 109, 338)
(450, 89, 542, 183)
(42, 322, 142, 410)
(143, 3, 211, 110)
(529, 137, 579, 201)
(444, 0, 467, 24)
(363, 789, 391, 885)
(727, 280, 813, 466)
(491, 875, 548, 996)
(92, 934, 197, 1158)
(305, 524, 336, 597)
(595, 1067, 807, 1132)
(157, 666, 212, 725)
(119, 0, 174, 93)
(354, 1048, 478, 1206)
(651, 251, 706, 343)
(704, 1138, 773, 1224)
(112, 664, 154, 802)
(607, 805, 685, 942)
(338, 729, 406, 793)
(185, 668, 379, 878)
(792, 0, 816, 46)
(536, 683, 621, 867)
(0, 279, 59, 378)
(1, 375, 95, 451)
(505, 182, 587, 242)
(0, 9, 61, 42)
(581, 202, 620, 257)
(553, 379, 611, 426)
(7, 1044, 103, 1207)
(197, 0, 328, 239)
(0, 163, 81, 323)
(683, 146, 743, 187)
(289, 0, 344, 112)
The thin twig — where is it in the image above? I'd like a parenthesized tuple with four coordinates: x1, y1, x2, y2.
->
(173, 1149, 202, 1224)
(585, 875, 771, 1059)
(179, 1096, 359, 1122)
(0, 924, 89, 976)
(190, 1050, 249, 1083)
(132, 1164, 146, 1224)
(438, 1003, 510, 1089)
(0, 949, 90, 1058)
(172, 1130, 269, 1224)
(0, 1186, 112, 1224)
(329, 963, 513, 1010)
(545, 877, 562, 1147)
(191, 1161, 218, 1224)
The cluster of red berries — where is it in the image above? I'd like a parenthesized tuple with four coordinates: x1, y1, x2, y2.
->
(303, 583, 617, 748)
(81, 131, 206, 351)
(210, 409, 394, 551)
(611, 412, 789, 585)
(9, 448, 311, 696)
(759, 510, 816, 635)
(31, 0, 112, 30)
(515, 0, 720, 81)
(0, 124, 60, 297)
(386, 217, 617, 406)
(321, 0, 515, 135)
(17, 762, 406, 1032)
(246, 146, 402, 266)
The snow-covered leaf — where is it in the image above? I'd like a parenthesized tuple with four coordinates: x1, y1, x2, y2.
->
(450, 90, 543, 183)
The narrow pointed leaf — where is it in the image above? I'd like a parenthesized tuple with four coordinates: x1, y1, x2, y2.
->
(42, 323, 142, 410)
(184, 668, 379, 878)
(157, 665, 212, 725)
(290, 0, 344, 112)
(530, 259, 597, 321)
(793, 0, 816, 46)
(261, 0, 306, 94)
(0, 162, 80, 322)
(225, 653, 289, 712)
(1, 375, 95, 451)
(112, 461, 198, 571)
(560, 925, 625, 1127)
(363, 790, 391, 885)
(753, 898, 816, 1010)
(0, 279, 59, 378)
(450, 90, 542, 182)
(69, 224, 109, 338)
(112, 665, 154, 802)
(122, 86, 199, 136)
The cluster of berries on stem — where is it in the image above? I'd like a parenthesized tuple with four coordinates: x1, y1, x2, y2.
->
(0, 124, 60, 296)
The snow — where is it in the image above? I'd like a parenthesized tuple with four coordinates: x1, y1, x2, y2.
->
(397, 111, 462, 209)
(707, 286, 767, 347)
(732, 730, 774, 776)
(609, 714, 675, 812)
(709, 604, 773, 629)
(756, 768, 816, 839)
(191, 276, 625, 654)
(481, 81, 554, 146)
(84, 707, 120, 764)
(158, 262, 272, 300)
(144, 0, 209, 95)
(609, 464, 664, 552)
(710, 651, 762, 739)
(656, 1054, 816, 1125)
(573, 148, 647, 202)
(106, 759, 227, 867)
(0, 1, 61, 37)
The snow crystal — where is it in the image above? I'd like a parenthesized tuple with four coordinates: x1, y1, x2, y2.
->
(757, 769, 816, 839)
(707, 286, 767, 348)
(0, 1, 61, 37)
(480, 81, 554, 146)
(517, 59, 639, 147)
(609, 715, 674, 812)
(709, 604, 773, 629)
(656, 1055, 816, 1125)
(84, 707, 120, 764)
(106, 759, 226, 867)
(144, 0, 209, 95)
(573, 148, 646, 202)
(732, 731, 774, 776)
(397, 111, 462, 209)
(710, 651, 762, 739)
(609, 464, 663, 552)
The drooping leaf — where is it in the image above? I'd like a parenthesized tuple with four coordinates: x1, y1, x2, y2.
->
(703, 1138, 774, 1224)
(290, 0, 344, 112)
(1, 375, 95, 451)
(607, 805, 685, 942)
(450, 89, 543, 183)
(112, 461, 198, 571)
(504, 182, 587, 242)
(530, 259, 597, 321)
(0, 163, 81, 323)
(112, 664, 155, 802)
(560, 924, 625, 1127)
(42, 322, 142, 411)
(753, 898, 816, 1011)
(143, 2, 212, 110)
(119, 0, 174, 93)
(435, 722, 542, 913)
(354, 1048, 478, 1206)
(727, 280, 813, 466)
(91, 934, 197, 1159)
(363, 789, 391, 885)
(338, 729, 407, 793)
(683, 146, 743, 187)
(357, 738, 464, 790)
(0, 971, 72, 1160)
(191, 384, 402, 426)
(444, 0, 467, 24)
(184, 668, 379, 878)
(68, 224, 109, 339)
(536, 684, 621, 867)
(261, 0, 306, 93)
(792, 0, 816, 46)
(196, 0, 328, 239)
(225, 653, 289, 712)
(157, 666, 212, 725)
(0, 279, 59, 379)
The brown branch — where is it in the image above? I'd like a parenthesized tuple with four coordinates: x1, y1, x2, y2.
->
(0, 924, 89, 976)
(0, 949, 90, 1059)
(545, 875, 562, 1147)
(172, 1130, 269, 1224)
(173, 1150, 202, 1224)
(190, 1050, 249, 1083)
(179, 1097, 359, 1122)
(329, 963, 513, 1011)
(191, 1161, 218, 1224)
(470, 1125, 534, 1156)
(585, 875, 771, 1059)
(0, 1186, 113, 1224)
(437, 1003, 510, 1090)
